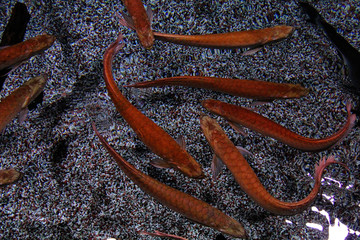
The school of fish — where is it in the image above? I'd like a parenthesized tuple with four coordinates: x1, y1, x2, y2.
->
(1, 1, 358, 239)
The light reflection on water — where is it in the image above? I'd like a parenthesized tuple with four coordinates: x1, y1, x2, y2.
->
(304, 206, 360, 240)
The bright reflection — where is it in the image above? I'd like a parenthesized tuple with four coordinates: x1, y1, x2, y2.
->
(310, 206, 360, 240)
(322, 193, 335, 205)
(322, 177, 343, 188)
(285, 219, 293, 224)
(306, 222, 323, 231)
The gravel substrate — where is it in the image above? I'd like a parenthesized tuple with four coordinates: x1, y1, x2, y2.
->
(1, 1, 359, 239)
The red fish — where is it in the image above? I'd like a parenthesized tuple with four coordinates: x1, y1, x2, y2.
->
(0, 75, 47, 132)
(0, 34, 55, 72)
(125, 76, 309, 100)
(103, 33, 204, 178)
(202, 99, 356, 152)
(200, 115, 349, 215)
(93, 123, 247, 238)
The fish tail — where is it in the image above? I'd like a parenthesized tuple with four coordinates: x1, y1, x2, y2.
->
(314, 156, 349, 184)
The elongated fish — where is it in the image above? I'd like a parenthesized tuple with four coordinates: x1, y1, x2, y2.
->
(119, 12, 293, 49)
(92, 124, 247, 238)
(103, 33, 204, 178)
(125, 76, 309, 100)
(202, 99, 356, 152)
(299, 2, 360, 92)
(0, 75, 47, 132)
(200, 115, 348, 215)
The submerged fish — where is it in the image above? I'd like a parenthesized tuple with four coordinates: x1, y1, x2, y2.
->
(0, 168, 22, 185)
(200, 115, 349, 215)
(103, 33, 204, 178)
(119, 12, 293, 49)
(0, 75, 47, 132)
(93, 124, 247, 238)
(202, 99, 356, 152)
(0, 34, 55, 72)
(0, 2, 30, 91)
(299, 2, 360, 92)
(121, 0, 154, 49)
(125, 76, 309, 100)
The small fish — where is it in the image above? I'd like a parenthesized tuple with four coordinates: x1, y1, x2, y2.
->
(125, 76, 309, 100)
(202, 99, 356, 152)
(103, 33, 204, 178)
(299, 2, 360, 92)
(120, 0, 154, 49)
(200, 115, 349, 215)
(0, 75, 47, 132)
(120, 13, 294, 49)
(92, 123, 247, 238)
(0, 168, 22, 185)
(0, 34, 55, 72)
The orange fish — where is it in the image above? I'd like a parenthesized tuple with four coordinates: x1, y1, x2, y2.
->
(0, 75, 47, 132)
(125, 76, 309, 100)
(120, 0, 154, 49)
(202, 99, 356, 152)
(0, 34, 55, 72)
(0, 168, 22, 185)
(103, 33, 203, 178)
(93, 123, 247, 238)
(200, 115, 349, 215)
(119, 13, 293, 49)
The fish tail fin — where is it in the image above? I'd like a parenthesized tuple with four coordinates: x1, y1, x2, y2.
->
(146, 6, 153, 23)
(314, 156, 349, 184)
(116, 12, 136, 31)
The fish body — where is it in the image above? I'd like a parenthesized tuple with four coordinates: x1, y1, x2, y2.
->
(152, 25, 294, 49)
(299, 2, 360, 91)
(200, 115, 348, 215)
(0, 75, 47, 132)
(121, 0, 154, 49)
(0, 34, 55, 72)
(125, 76, 309, 100)
(93, 124, 247, 238)
(103, 34, 204, 178)
(202, 99, 356, 152)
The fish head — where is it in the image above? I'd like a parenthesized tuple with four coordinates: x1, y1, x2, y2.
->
(201, 99, 224, 116)
(219, 218, 247, 238)
(175, 159, 205, 179)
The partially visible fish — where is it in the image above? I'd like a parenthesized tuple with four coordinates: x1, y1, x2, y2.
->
(299, 2, 360, 92)
(0, 34, 55, 72)
(200, 115, 349, 215)
(0, 2, 30, 47)
(103, 33, 204, 178)
(0, 168, 22, 185)
(125, 76, 309, 100)
(119, 14, 294, 49)
(0, 2, 30, 91)
(202, 99, 356, 152)
(92, 124, 247, 238)
(120, 0, 154, 49)
(0, 75, 47, 132)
